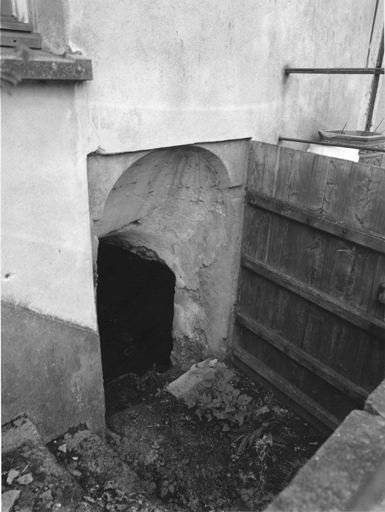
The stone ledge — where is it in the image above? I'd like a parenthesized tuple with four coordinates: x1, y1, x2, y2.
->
(266, 409, 385, 512)
(365, 379, 385, 418)
(0, 48, 92, 81)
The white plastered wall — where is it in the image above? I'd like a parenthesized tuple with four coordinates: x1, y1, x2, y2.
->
(67, 0, 379, 155)
(1, 83, 97, 330)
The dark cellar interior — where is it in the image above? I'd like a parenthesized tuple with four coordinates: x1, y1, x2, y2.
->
(96, 241, 176, 383)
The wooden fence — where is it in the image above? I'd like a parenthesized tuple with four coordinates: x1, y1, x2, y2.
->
(233, 142, 385, 434)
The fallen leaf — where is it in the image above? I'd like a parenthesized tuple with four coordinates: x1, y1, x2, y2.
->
(16, 473, 33, 485)
(2, 490, 21, 512)
(41, 490, 53, 501)
(6, 469, 19, 485)
(58, 444, 67, 453)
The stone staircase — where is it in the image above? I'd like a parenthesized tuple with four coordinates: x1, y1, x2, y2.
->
(1, 417, 167, 512)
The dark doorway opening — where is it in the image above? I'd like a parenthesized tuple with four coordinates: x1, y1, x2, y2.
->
(97, 241, 175, 383)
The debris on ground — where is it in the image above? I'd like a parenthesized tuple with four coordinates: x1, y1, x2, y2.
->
(105, 361, 326, 511)
(2, 490, 21, 512)
(166, 358, 226, 401)
(2, 361, 326, 511)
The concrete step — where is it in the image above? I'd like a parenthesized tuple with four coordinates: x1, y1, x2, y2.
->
(2, 417, 170, 512)
(49, 427, 144, 493)
(266, 409, 385, 512)
(47, 424, 170, 511)
(2, 417, 99, 512)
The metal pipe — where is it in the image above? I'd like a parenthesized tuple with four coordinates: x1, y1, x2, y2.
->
(278, 137, 385, 153)
(365, 30, 384, 131)
(284, 68, 384, 75)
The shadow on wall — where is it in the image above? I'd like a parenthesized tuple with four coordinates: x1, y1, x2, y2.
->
(94, 146, 235, 365)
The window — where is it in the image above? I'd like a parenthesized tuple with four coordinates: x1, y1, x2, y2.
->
(1, 0, 41, 49)
(1, 0, 92, 82)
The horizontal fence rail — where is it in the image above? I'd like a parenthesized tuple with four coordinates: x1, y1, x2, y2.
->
(242, 255, 385, 340)
(236, 311, 369, 403)
(247, 192, 385, 254)
(284, 68, 384, 75)
(233, 345, 340, 433)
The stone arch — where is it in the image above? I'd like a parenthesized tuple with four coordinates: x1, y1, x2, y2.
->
(92, 145, 243, 364)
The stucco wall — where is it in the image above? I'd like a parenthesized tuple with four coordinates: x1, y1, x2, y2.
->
(1, 83, 96, 330)
(1, 83, 105, 440)
(67, 0, 378, 154)
(88, 140, 249, 362)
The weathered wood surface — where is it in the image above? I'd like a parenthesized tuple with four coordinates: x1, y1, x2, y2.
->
(242, 255, 385, 339)
(234, 142, 385, 432)
(247, 192, 385, 255)
(233, 345, 339, 432)
(236, 311, 368, 402)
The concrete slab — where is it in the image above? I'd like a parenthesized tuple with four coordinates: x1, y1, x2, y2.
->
(166, 358, 234, 402)
(365, 379, 385, 418)
(266, 410, 385, 512)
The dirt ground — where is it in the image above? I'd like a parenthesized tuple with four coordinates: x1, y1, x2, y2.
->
(2, 361, 327, 511)
(100, 362, 327, 511)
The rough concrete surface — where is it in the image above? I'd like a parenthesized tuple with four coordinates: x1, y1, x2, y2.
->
(0, 48, 93, 81)
(1, 302, 105, 442)
(166, 358, 235, 403)
(365, 379, 385, 418)
(2, 417, 169, 512)
(2, 417, 98, 511)
(266, 410, 385, 512)
(57, 429, 144, 494)
(92, 144, 247, 364)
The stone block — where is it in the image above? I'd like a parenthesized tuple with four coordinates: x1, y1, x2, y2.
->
(365, 379, 385, 418)
(266, 410, 385, 512)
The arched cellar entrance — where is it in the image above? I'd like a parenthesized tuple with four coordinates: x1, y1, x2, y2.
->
(97, 240, 175, 382)
(89, 144, 246, 390)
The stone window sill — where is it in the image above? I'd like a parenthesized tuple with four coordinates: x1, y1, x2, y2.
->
(0, 48, 92, 81)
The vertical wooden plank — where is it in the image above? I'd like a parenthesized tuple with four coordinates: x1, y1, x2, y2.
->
(321, 157, 353, 220)
(352, 332, 385, 390)
(247, 143, 281, 269)
(342, 162, 379, 231)
(241, 206, 271, 262)
(341, 248, 380, 311)
(320, 238, 358, 301)
(248, 142, 280, 195)
(264, 215, 289, 269)
(273, 150, 323, 360)
(307, 154, 331, 212)
(371, 166, 385, 235)
(350, 165, 385, 235)
(274, 149, 315, 207)
(300, 304, 325, 356)
(247, 142, 266, 192)
(367, 255, 385, 321)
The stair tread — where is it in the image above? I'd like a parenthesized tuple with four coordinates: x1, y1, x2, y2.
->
(2, 417, 99, 511)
